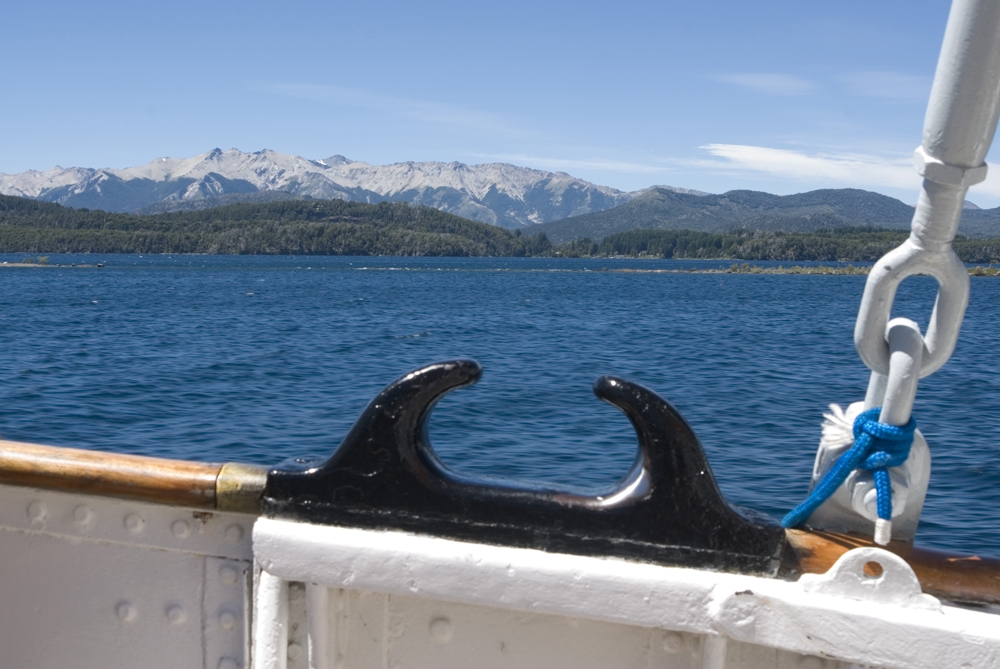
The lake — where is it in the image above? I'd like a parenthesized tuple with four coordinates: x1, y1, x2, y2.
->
(2, 253, 998, 555)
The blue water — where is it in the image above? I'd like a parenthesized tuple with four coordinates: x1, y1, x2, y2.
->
(2, 254, 998, 556)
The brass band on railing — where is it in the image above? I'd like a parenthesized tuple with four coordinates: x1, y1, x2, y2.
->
(216, 461, 269, 512)
(1, 438, 998, 605)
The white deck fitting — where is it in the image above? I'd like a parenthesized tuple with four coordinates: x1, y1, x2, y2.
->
(254, 518, 1000, 669)
(0, 484, 254, 669)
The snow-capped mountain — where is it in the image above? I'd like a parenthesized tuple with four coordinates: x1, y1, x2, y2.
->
(0, 149, 705, 228)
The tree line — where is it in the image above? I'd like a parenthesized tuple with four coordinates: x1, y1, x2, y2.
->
(0, 196, 554, 256)
(558, 228, 1000, 263)
(3, 195, 1000, 262)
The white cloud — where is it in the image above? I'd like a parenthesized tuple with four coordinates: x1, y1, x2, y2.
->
(838, 71, 932, 101)
(695, 143, 1000, 204)
(693, 143, 919, 190)
(714, 73, 818, 96)
(481, 146, 931, 196)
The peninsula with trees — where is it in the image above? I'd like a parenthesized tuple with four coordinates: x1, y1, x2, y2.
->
(3, 194, 1000, 263)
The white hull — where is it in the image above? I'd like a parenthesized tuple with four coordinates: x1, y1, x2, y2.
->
(2, 478, 998, 669)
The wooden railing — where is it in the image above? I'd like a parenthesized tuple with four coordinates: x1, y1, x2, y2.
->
(784, 528, 1000, 605)
(0, 439, 266, 512)
(1, 438, 998, 604)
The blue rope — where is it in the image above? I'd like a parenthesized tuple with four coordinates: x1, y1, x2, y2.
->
(782, 407, 915, 529)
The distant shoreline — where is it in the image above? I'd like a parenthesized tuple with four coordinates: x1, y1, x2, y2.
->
(1, 261, 100, 268)
(5, 257, 1000, 276)
(609, 264, 870, 275)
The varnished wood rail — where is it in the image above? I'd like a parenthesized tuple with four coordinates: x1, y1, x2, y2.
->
(1, 438, 998, 604)
(784, 528, 1000, 605)
(0, 439, 266, 512)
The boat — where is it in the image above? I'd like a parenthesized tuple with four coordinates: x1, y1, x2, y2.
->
(4, 1, 1000, 667)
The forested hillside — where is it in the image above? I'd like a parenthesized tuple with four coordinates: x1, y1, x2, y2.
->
(0, 195, 553, 256)
(529, 187, 1000, 242)
(4, 195, 1000, 263)
(558, 228, 1000, 263)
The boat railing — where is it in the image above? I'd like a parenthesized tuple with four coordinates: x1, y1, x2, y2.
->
(2, 365, 1000, 668)
(0, 437, 267, 511)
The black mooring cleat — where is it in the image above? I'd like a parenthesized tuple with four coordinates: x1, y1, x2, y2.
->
(263, 360, 785, 574)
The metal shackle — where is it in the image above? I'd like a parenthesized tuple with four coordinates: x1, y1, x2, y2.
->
(854, 240, 969, 379)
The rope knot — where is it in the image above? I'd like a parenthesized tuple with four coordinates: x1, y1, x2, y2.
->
(852, 408, 914, 522)
(854, 409, 913, 472)
(782, 407, 916, 542)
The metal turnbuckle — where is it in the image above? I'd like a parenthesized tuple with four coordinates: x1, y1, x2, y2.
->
(802, 0, 1000, 541)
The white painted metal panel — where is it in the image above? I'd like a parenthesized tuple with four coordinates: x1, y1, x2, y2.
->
(0, 483, 252, 560)
(0, 528, 206, 669)
(310, 587, 703, 669)
(0, 484, 254, 669)
(258, 519, 996, 669)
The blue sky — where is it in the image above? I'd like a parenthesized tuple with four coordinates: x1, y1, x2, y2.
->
(6, 0, 1000, 206)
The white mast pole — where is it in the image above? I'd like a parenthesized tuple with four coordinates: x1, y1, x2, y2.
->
(808, 0, 1000, 544)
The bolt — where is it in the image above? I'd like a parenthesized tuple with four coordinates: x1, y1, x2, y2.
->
(73, 505, 93, 527)
(220, 565, 239, 585)
(217, 658, 240, 669)
(26, 501, 47, 523)
(662, 632, 684, 653)
(172, 519, 191, 539)
(849, 470, 908, 522)
(219, 610, 237, 631)
(167, 605, 186, 626)
(430, 617, 453, 644)
(116, 601, 137, 622)
(124, 514, 145, 534)
(287, 643, 303, 661)
(224, 524, 244, 544)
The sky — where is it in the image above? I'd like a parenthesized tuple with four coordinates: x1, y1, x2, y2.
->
(5, 0, 1000, 206)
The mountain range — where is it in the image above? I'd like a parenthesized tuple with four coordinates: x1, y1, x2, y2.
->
(4, 148, 1000, 240)
(526, 187, 1000, 242)
(0, 148, 699, 229)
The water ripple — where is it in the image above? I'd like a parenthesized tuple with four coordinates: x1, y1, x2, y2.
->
(0, 254, 996, 554)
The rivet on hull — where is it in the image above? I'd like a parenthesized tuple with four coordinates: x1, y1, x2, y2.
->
(172, 519, 191, 539)
(124, 513, 145, 534)
(116, 601, 137, 622)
